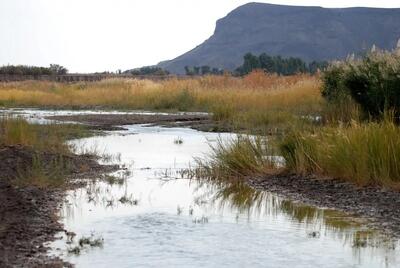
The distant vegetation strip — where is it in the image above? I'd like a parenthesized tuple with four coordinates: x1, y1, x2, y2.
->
(0, 72, 322, 132)
(0, 64, 68, 76)
(123, 66, 169, 76)
(183, 53, 328, 76)
(235, 53, 328, 76)
(0, 52, 326, 79)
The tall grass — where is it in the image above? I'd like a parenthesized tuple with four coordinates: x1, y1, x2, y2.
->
(280, 119, 400, 187)
(0, 117, 89, 153)
(0, 72, 322, 130)
(0, 117, 92, 186)
(198, 120, 400, 188)
(195, 136, 280, 180)
(3, 70, 399, 188)
(179, 61, 400, 189)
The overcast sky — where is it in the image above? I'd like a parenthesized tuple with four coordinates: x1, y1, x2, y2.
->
(0, 1, 399, 73)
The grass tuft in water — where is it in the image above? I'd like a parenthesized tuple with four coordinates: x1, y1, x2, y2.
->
(174, 137, 184, 145)
(78, 235, 104, 248)
(195, 135, 280, 180)
(118, 194, 138, 205)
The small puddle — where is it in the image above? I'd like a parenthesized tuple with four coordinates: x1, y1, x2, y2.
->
(2, 109, 399, 267)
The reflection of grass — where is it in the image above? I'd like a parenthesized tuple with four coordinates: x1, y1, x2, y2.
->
(68, 234, 104, 255)
(189, 175, 389, 248)
(101, 174, 126, 186)
(193, 216, 209, 224)
(280, 201, 357, 229)
(118, 194, 138, 205)
(351, 229, 397, 251)
(67, 246, 81, 255)
(79, 235, 104, 248)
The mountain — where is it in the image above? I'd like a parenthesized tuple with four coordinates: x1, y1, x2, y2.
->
(158, 2, 400, 74)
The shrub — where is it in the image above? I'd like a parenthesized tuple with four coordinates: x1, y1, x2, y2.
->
(322, 51, 400, 120)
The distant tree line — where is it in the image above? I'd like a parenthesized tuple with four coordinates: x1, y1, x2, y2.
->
(124, 66, 169, 76)
(0, 64, 68, 75)
(184, 65, 224, 76)
(235, 53, 328, 76)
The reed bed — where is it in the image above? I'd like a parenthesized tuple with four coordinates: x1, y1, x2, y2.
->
(0, 72, 322, 130)
(196, 119, 400, 188)
(280, 119, 400, 187)
(3, 71, 398, 188)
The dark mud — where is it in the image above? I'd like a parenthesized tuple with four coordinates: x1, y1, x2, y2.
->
(250, 173, 400, 238)
(47, 113, 234, 132)
(0, 145, 119, 267)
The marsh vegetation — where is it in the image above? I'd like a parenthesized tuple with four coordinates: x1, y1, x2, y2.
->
(194, 51, 400, 188)
(1, 50, 400, 267)
(0, 72, 321, 131)
(1, 51, 400, 188)
(0, 117, 97, 186)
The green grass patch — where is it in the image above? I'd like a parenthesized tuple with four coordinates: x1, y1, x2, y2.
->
(280, 119, 400, 187)
(0, 117, 95, 187)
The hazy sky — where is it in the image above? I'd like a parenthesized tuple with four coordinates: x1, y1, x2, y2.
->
(0, 1, 399, 73)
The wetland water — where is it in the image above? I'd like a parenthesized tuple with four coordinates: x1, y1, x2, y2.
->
(3, 109, 400, 267)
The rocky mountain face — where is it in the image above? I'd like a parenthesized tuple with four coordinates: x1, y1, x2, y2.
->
(158, 2, 400, 74)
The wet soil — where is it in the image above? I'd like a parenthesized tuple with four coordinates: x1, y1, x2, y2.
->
(0, 145, 119, 267)
(47, 113, 234, 132)
(250, 173, 400, 238)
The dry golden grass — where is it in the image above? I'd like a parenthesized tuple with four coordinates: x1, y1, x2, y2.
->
(0, 71, 322, 130)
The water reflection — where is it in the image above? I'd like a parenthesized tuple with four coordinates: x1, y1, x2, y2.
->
(44, 122, 398, 267)
(62, 170, 398, 257)
(191, 177, 397, 250)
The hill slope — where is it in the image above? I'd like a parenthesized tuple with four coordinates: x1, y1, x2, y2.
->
(158, 3, 400, 74)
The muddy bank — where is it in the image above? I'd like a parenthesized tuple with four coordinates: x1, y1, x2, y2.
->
(0, 145, 119, 267)
(250, 173, 400, 237)
(47, 113, 234, 132)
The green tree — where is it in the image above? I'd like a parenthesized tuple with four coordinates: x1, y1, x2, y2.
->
(201, 65, 211, 75)
(322, 51, 400, 120)
(49, 64, 68, 75)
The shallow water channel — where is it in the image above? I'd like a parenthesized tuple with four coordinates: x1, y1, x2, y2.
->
(3, 109, 400, 267)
